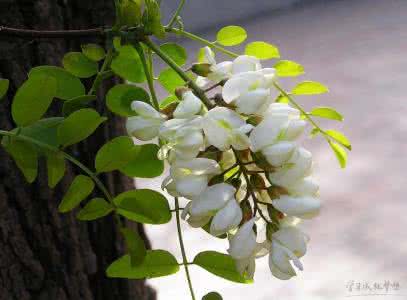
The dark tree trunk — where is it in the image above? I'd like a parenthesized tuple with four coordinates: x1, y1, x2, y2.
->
(0, 1, 155, 300)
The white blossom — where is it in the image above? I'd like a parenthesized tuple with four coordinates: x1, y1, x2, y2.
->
(173, 91, 203, 119)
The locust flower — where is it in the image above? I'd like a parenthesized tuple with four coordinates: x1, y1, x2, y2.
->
(203, 107, 253, 151)
(173, 90, 203, 119)
(126, 101, 165, 141)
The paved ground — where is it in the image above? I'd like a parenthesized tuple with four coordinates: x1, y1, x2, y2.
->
(138, 0, 407, 299)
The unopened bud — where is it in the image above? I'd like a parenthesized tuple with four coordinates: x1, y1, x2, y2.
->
(175, 87, 190, 99)
(191, 63, 212, 77)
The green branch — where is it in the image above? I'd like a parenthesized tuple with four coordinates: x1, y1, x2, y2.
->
(142, 37, 214, 109)
(167, 0, 186, 28)
(174, 197, 196, 300)
(88, 48, 115, 95)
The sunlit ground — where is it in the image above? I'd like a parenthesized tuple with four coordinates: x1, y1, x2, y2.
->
(138, 0, 407, 299)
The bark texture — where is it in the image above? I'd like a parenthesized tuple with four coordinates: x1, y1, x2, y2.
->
(0, 1, 155, 299)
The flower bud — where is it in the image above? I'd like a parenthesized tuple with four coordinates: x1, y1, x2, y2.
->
(272, 195, 321, 219)
(191, 63, 212, 77)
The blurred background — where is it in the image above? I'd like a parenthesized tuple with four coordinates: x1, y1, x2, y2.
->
(139, 0, 407, 299)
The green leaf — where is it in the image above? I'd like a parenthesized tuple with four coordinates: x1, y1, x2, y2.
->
(143, 0, 165, 39)
(63, 52, 98, 78)
(106, 84, 150, 117)
(120, 227, 147, 267)
(275, 94, 289, 103)
(274, 60, 304, 77)
(111, 45, 146, 83)
(58, 175, 95, 213)
(329, 141, 347, 168)
(95, 136, 135, 173)
(197, 47, 206, 63)
(193, 251, 253, 284)
(62, 95, 97, 116)
(159, 95, 179, 109)
(106, 250, 179, 279)
(3, 139, 38, 183)
(309, 107, 343, 121)
(245, 41, 280, 60)
(113, 189, 171, 224)
(119, 0, 143, 26)
(15, 117, 63, 148)
(325, 129, 351, 150)
(216, 25, 247, 46)
(81, 44, 106, 62)
(57, 108, 106, 147)
(159, 43, 187, 66)
(0, 78, 9, 100)
(203, 292, 223, 300)
(46, 152, 66, 188)
(120, 144, 164, 178)
(292, 81, 329, 95)
(12, 74, 57, 126)
(158, 68, 185, 94)
(77, 198, 114, 221)
(29, 66, 86, 100)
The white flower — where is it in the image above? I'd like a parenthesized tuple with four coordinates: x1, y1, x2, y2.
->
(272, 195, 321, 219)
(231, 55, 262, 75)
(228, 219, 257, 260)
(268, 147, 313, 187)
(285, 177, 319, 196)
(269, 225, 309, 280)
(167, 158, 221, 198)
(183, 183, 242, 236)
(203, 107, 253, 151)
(173, 91, 203, 119)
(196, 47, 232, 87)
(159, 117, 204, 160)
(222, 72, 272, 115)
(126, 101, 165, 141)
(261, 141, 296, 167)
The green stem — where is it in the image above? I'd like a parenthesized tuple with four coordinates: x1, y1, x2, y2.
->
(88, 48, 115, 95)
(142, 37, 213, 109)
(272, 82, 330, 142)
(167, 0, 186, 28)
(134, 43, 160, 110)
(166, 28, 239, 58)
(174, 197, 196, 300)
(0, 129, 122, 227)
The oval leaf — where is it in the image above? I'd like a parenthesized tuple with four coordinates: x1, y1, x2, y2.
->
(106, 250, 179, 279)
(325, 129, 351, 150)
(111, 45, 146, 83)
(12, 75, 57, 126)
(58, 175, 94, 213)
(329, 141, 347, 168)
(57, 108, 106, 147)
(113, 189, 171, 224)
(62, 95, 97, 116)
(274, 60, 304, 77)
(95, 136, 135, 173)
(0, 78, 9, 100)
(81, 44, 106, 62)
(159, 43, 187, 66)
(292, 81, 329, 95)
(120, 227, 147, 267)
(77, 198, 114, 221)
(119, 144, 164, 178)
(63, 52, 98, 78)
(3, 139, 38, 183)
(309, 107, 343, 121)
(15, 117, 63, 148)
(203, 292, 223, 300)
(193, 251, 253, 284)
(29, 66, 85, 100)
(106, 84, 150, 117)
(216, 25, 247, 46)
(46, 152, 66, 188)
(245, 41, 280, 60)
(158, 68, 185, 94)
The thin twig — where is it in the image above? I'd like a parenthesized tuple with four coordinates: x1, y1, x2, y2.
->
(0, 26, 105, 38)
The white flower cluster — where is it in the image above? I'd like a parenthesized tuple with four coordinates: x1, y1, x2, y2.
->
(126, 47, 321, 280)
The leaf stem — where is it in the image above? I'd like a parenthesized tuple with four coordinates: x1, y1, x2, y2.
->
(167, 0, 186, 28)
(88, 48, 115, 95)
(134, 43, 160, 110)
(142, 37, 213, 109)
(166, 28, 239, 58)
(174, 197, 196, 300)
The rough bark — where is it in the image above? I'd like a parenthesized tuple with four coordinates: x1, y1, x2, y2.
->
(0, 1, 155, 299)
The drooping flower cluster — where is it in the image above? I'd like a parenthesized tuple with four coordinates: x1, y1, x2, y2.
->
(126, 47, 321, 280)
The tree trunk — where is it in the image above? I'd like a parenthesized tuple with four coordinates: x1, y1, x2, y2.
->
(0, 1, 155, 299)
